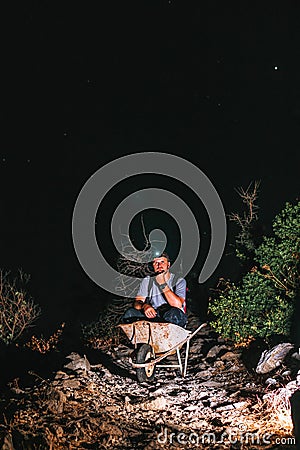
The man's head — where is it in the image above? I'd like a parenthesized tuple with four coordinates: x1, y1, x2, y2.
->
(152, 252, 171, 273)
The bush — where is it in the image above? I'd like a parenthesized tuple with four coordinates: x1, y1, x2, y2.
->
(209, 201, 300, 345)
(0, 270, 41, 345)
(81, 297, 131, 349)
(23, 323, 65, 353)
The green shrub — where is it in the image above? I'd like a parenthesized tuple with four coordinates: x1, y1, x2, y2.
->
(209, 201, 300, 344)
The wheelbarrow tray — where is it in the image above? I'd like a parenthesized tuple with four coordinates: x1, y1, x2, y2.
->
(117, 320, 191, 354)
(117, 320, 207, 380)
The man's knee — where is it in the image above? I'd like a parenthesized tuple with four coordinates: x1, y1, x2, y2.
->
(163, 307, 187, 327)
(122, 307, 145, 319)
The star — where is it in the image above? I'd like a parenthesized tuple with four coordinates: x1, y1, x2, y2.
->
(274, 66, 278, 70)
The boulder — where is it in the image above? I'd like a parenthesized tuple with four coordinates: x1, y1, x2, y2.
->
(64, 353, 91, 373)
(256, 343, 294, 374)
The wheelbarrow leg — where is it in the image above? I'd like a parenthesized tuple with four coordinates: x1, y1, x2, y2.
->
(183, 339, 190, 377)
(176, 347, 183, 375)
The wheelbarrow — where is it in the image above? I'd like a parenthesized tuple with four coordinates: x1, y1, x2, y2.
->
(117, 320, 207, 382)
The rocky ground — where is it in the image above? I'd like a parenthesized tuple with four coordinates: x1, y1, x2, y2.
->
(0, 316, 299, 449)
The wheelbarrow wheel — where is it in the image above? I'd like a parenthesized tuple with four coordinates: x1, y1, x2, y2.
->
(136, 344, 156, 382)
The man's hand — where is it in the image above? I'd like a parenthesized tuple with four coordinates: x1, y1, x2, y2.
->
(143, 304, 157, 318)
(155, 271, 167, 285)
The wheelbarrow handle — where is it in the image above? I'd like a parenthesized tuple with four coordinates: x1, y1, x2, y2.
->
(189, 322, 208, 339)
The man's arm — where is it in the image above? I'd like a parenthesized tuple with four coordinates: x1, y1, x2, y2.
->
(156, 276, 186, 309)
(133, 295, 157, 318)
(161, 288, 184, 308)
(133, 277, 157, 318)
(133, 277, 149, 310)
(133, 296, 146, 310)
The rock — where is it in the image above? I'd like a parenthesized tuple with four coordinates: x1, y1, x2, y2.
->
(196, 391, 210, 400)
(228, 363, 243, 373)
(216, 404, 234, 411)
(150, 388, 165, 397)
(86, 381, 99, 391)
(220, 351, 241, 361)
(189, 342, 204, 354)
(265, 378, 278, 386)
(255, 343, 294, 374)
(190, 362, 208, 370)
(125, 395, 167, 412)
(286, 381, 298, 392)
(105, 405, 120, 413)
(291, 351, 300, 361)
(206, 345, 228, 359)
(183, 405, 199, 411)
(64, 353, 91, 372)
(195, 369, 213, 379)
(233, 401, 248, 409)
(213, 360, 225, 369)
(46, 388, 66, 414)
(62, 379, 81, 389)
(54, 371, 69, 379)
(65, 352, 81, 361)
(199, 381, 224, 388)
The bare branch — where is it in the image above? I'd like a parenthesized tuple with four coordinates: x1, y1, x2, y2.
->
(228, 180, 261, 257)
(230, 180, 260, 226)
(115, 216, 160, 298)
(0, 269, 41, 344)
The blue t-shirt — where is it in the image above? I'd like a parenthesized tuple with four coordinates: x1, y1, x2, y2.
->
(137, 273, 186, 312)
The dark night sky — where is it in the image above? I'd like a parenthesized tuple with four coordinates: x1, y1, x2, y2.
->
(1, 2, 299, 330)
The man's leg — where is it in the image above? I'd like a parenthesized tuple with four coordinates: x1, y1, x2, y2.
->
(120, 307, 146, 323)
(162, 307, 187, 328)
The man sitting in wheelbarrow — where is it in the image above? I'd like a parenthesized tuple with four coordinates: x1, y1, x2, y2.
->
(121, 253, 187, 328)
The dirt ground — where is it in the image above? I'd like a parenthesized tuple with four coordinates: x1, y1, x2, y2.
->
(0, 320, 298, 449)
